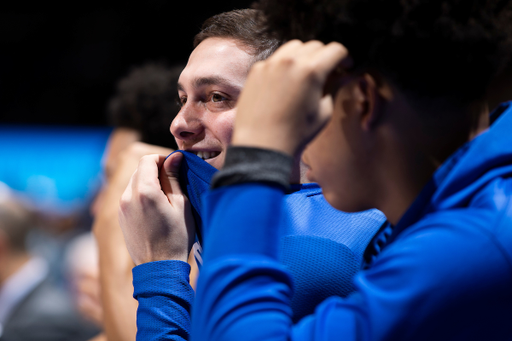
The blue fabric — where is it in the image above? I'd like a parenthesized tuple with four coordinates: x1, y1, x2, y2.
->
(132, 151, 386, 339)
(279, 184, 385, 321)
(133, 261, 193, 341)
(174, 150, 217, 245)
(191, 102, 512, 341)
(175, 151, 385, 321)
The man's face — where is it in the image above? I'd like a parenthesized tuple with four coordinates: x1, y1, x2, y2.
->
(171, 37, 254, 169)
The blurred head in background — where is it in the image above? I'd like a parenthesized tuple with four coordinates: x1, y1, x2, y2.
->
(107, 62, 184, 150)
(91, 62, 184, 217)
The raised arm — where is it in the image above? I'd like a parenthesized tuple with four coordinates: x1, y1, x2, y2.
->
(118, 151, 196, 340)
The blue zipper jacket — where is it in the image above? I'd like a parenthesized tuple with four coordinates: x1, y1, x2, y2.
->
(190, 102, 512, 341)
(132, 153, 386, 339)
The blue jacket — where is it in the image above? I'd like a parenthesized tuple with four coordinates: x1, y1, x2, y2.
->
(190, 102, 512, 341)
(132, 153, 385, 339)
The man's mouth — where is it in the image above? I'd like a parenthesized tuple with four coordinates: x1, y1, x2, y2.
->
(190, 151, 221, 160)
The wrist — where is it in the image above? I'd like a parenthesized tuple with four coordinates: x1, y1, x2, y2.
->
(134, 250, 189, 266)
(211, 146, 293, 190)
(232, 130, 298, 157)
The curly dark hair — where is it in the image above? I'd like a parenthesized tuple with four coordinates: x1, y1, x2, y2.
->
(194, 9, 281, 62)
(256, 0, 512, 107)
(108, 62, 185, 149)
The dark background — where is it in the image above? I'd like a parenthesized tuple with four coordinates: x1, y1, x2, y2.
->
(1, 1, 511, 127)
(0, 0, 254, 126)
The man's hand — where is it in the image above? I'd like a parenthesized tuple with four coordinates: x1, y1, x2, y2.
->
(93, 142, 173, 244)
(232, 40, 351, 157)
(119, 152, 195, 265)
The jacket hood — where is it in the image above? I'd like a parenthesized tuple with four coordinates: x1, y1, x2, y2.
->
(430, 101, 512, 212)
(388, 101, 512, 243)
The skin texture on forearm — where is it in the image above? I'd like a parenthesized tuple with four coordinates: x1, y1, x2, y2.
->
(94, 184, 138, 341)
(94, 142, 175, 341)
(95, 187, 199, 341)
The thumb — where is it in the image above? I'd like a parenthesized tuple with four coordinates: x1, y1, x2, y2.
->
(160, 152, 184, 198)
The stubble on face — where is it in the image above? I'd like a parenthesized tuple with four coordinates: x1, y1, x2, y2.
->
(172, 38, 254, 170)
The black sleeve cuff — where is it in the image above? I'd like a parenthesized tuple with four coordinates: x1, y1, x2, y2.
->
(211, 146, 294, 190)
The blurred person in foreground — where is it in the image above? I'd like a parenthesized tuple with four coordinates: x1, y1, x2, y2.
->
(0, 184, 98, 341)
(89, 62, 186, 341)
(180, 0, 512, 340)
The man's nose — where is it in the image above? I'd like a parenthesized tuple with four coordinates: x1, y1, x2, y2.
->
(170, 105, 205, 142)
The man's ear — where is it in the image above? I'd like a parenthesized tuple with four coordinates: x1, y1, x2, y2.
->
(356, 73, 393, 131)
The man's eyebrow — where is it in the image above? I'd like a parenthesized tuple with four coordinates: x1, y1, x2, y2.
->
(177, 76, 242, 93)
(193, 76, 239, 89)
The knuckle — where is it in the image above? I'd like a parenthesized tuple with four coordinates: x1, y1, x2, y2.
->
(118, 193, 131, 213)
(139, 154, 152, 163)
(137, 187, 159, 207)
(278, 56, 296, 68)
(305, 40, 323, 48)
(252, 60, 265, 71)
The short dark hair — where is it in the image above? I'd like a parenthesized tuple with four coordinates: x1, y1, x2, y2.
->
(193, 9, 280, 62)
(108, 62, 185, 149)
(257, 0, 512, 107)
(0, 200, 33, 253)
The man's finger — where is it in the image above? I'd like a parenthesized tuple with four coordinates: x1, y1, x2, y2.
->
(160, 152, 184, 199)
(134, 154, 166, 188)
(296, 40, 325, 58)
(310, 42, 352, 84)
(269, 39, 303, 60)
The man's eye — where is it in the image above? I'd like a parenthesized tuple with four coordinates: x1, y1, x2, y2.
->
(210, 93, 226, 102)
(204, 92, 233, 112)
(176, 96, 187, 107)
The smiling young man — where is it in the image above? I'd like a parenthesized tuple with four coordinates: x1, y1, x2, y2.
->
(118, 8, 387, 340)
(184, 0, 512, 340)
(171, 38, 253, 170)
(171, 12, 279, 171)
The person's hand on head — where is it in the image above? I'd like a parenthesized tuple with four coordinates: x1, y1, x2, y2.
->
(232, 40, 351, 157)
(119, 152, 195, 265)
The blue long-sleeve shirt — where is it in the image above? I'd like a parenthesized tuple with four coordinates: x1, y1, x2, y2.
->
(189, 102, 512, 340)
(132, 152, 386, 339)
